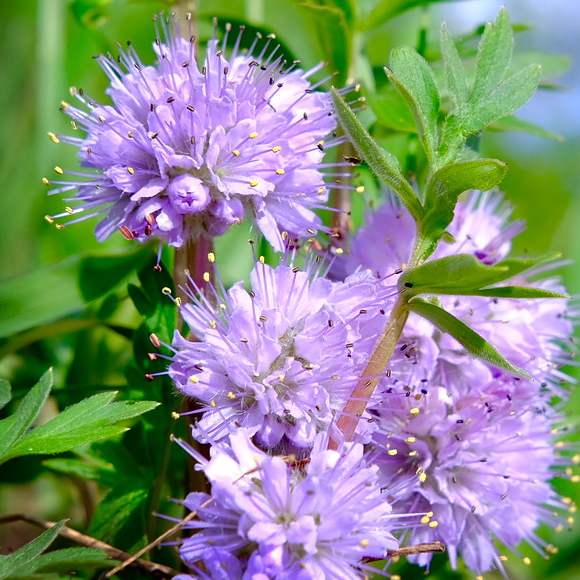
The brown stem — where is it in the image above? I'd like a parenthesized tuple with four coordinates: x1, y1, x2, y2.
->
(0, 514, 180, 579)
(387, 541, 446, 558)
(332, 294, 409, 446)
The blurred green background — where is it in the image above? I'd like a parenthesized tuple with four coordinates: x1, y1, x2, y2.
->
(0, 0, 579, 578)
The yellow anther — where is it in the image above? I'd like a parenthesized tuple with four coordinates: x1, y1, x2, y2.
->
(249, 131, 258, 139)
(420, 515, 430, 525)
(523, 557, 531, 566)
(571, 475, 580, 483)
(566, 467, 573, 476)
(275, 169, 285, 175)
(55, 224, 66, 230)
(219, 303, 227, 310)
(410, 407, 420, 416)
(44, 215, 54, 224)
(499, 555, 508, 562)
(127, 131, 134, 138)
(162, 287, 172, 295)
(208, 252, 216, 263)
(127, 167, 135, 175)
(409, 450, 418, 457)
(98, 115, 106, 123)
(317, 186, 325, 194)
(573, 454, 580, 464)
(388, 449, 398, 456)
(203, 272, 210, 282)
(232, 149, 241, 156)
(227, 392, 236, 399)
(356, 185, 365, 193)
(54, 166, 64, 174)
(331, 375, 340, 380)
(64, 207, 73, 214)
(250, 180, 259, 187)
(556, 441, 565, 448)
(476, 576, 484, 580)
(259, 256, 265, 264)
(42, 177, 50, 185)
(426, 512, 433, 517)
(570, 505, 577, 513)
(189, 376, 199, 384)
(419, 472, 427, 483)
(335, 248, 344, 255)
(171, 411, 180, 419)
(360, 539, 369, 547)
(567, 516, 574, 525)
(428, 521, 439, 528)
(211, 401, 216, 407)
(563, 497, 573, 504)
(405, 437, 416, 443)
(391, 576, 401, 580)
(175, 297, 182, 307)
(60, 100, 69, 109)
(551, 428, 559, 434)
(209, 320, 217, 329)
(272, 145, 281, 153)
(555, 524, 564, 532)
(47, 132, 60, 143)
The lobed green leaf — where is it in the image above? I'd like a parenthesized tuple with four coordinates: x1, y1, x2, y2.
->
(387, 47, 440, 168)
(440, 22, 468, 114)
(0, 521, 65, 580)
(469, 7, 513, 107)
(331, 87, 423, 221)
(0, 369, 53, 463)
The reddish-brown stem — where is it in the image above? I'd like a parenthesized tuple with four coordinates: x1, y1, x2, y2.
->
(331, 294, 409, 446)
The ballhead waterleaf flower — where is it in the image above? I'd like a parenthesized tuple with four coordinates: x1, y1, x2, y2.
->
(167, 252, 392, 453)
(369, 381, 570, 574)
(45, 15, 353, 250)
(175, 432, 400, 579)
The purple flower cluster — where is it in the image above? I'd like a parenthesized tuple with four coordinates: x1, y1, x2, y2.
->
(164, 190, 575, 577)
(335, 191, 575, 574)
(169, 253, 391, 454)
(45, 16, 350, 250)
(173, 432, 400, 580)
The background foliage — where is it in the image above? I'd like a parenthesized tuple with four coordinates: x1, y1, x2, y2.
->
(0, 0, 579, 578)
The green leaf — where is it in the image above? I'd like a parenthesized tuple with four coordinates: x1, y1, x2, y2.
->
(5, 393, 159, 461)
(407, 297, 529, 376)
(0, 369, 53, 463)
(419, 159, 508, 259)
(465, 286, 570, 299)
(8, 548, 113, 577)
(70, 0, 114, 29)
(89, 478, 149, 544)
(78, 248, 148, 302)
(489, 115, 564, 142)
(360, 0, 466, 31)
(440, 22, 468, 114)
(331, 87, 423, 221)
(0, 520, 65, 580)
(399, 253, 561, 298)
(469, 7, 513, 107)
(0, 249, 149, 338)
(399, 254, 510, 297)
(464, 64, 541, 134)
(367, 89, 416, 133)
(0, 379, 10, 411)
(289, 0, 354, 85)
(387, 47, 440, 167)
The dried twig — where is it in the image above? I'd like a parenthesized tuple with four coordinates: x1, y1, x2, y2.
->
(0, 514, 180, 578)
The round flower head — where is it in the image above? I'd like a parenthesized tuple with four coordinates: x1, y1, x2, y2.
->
(44, 15, 353, 250)
(334, 192, 574, 397)
(175, 431, 400, 579)
(167, 250, 391, 453)
(368, 380, 571, 574)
